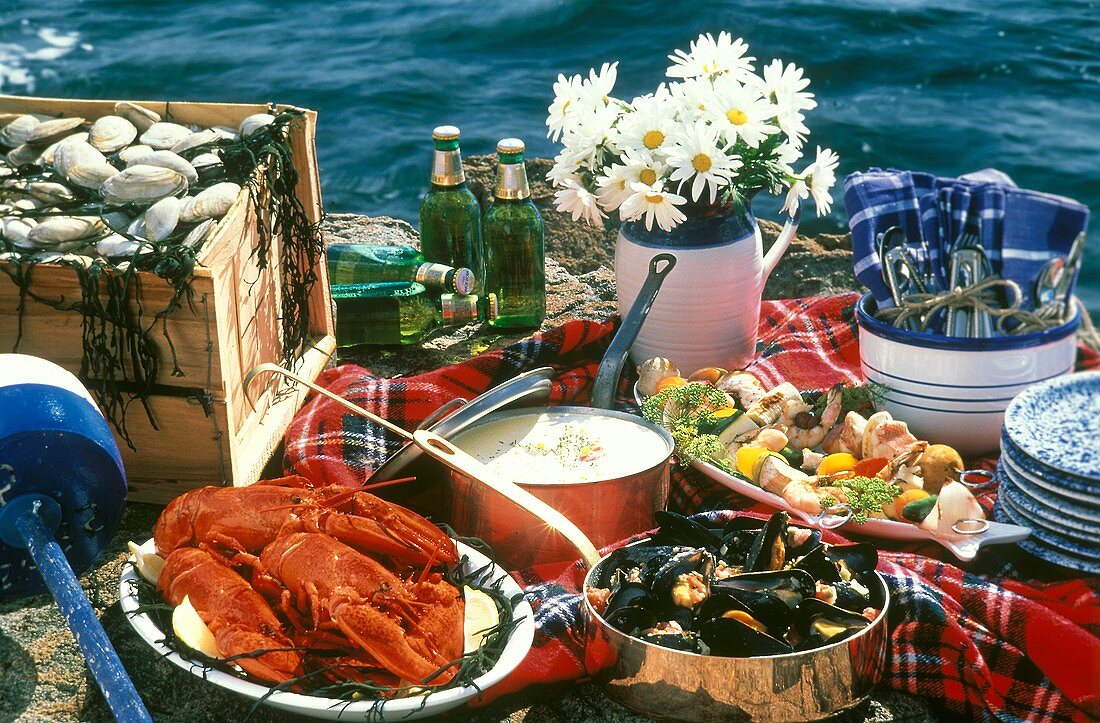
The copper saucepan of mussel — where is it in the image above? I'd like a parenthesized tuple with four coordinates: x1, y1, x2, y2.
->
(583, 511, 890, 722)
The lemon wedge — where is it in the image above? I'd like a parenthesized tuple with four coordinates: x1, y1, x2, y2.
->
(463, 586, 500, 654)
(172, 595, 221, 658)
(127, 540, 165, 584)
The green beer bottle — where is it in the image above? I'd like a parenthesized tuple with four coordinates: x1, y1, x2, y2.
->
(332, 281, 479, 347)
(327, 242, 476, 294)
(483, 138, 545, 329)
(418, 126, 483, 290)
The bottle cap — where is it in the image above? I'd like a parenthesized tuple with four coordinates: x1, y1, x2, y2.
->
(433, 125, 461, 141)
(452, 267, 475, 295)
(497, 138, 524, 156)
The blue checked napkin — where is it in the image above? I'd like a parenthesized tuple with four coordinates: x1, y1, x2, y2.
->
(843, 168, 1089, 314)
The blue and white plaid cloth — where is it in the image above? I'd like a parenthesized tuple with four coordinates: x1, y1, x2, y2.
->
(843, 168, 1089, 313)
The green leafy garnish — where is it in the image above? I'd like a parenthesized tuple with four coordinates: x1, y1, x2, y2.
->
(641, 383, 733, 464)
(806, 382, 889, 420)
(819, 475, 900, 523)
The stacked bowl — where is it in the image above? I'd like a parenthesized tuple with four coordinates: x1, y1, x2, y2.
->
(994, 372, 1100, 573)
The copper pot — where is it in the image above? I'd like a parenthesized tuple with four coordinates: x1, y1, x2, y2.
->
(445, 407, 673, 569)
(581, 541, 891, 722)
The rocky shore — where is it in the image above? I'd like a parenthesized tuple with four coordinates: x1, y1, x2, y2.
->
(0, 159, 939, 723)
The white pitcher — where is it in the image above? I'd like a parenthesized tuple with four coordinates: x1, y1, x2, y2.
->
(615, 200, 800, 374)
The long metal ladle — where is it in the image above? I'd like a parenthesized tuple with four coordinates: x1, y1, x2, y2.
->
(244, 363, 601, 568)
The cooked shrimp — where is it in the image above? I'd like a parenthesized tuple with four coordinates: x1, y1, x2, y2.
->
(781, 388, 843, 450)
(823, 411, 867, 456)
(781, 477, 823, 515)
(757, 455, 807, 496)
(881, 442, 927, 490)
(864, 412, 920, 459)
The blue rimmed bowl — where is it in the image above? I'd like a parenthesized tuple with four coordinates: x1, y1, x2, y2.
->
(856, 294, 1080, 457)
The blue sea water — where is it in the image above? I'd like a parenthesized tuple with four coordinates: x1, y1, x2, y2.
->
(1, 0, 1097, 310)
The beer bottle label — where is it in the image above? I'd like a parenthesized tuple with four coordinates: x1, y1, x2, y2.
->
(414, 262, 453, 290)
(441, 293, 480, 324)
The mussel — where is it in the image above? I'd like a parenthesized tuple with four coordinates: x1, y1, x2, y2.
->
(793, 597, 874, 650)
(743, 511, 791, 572)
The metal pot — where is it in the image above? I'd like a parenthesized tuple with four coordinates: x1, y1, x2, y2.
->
(581, 541, 891, 722)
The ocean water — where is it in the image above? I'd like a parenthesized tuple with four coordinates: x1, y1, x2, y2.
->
(1, 0, 1097, 311)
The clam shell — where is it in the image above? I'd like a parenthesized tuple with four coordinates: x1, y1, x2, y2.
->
(182, 218, 216, 250)
(2, 217, 37, 249)
(170, 128, 219, 155)
(37, 132, 90, 166)
(25, 117, 86, 145)
(101, 211, 131, 231)
(54, 141, 117, 190)
(190, 152, 221, 170)
(125, 149, 198, 184)
(180, 181, 240, 222)
(211, 125, 238, 142)
(239, 113, 275, 138)
(88, 115, 138, 153)
(26, 181, 74, 204)
(0, 115, 43, 148)
(140, 122, 193, 151)
(7, 144, 39, 166)
(140, 196, 181, 242)
(95, 232, 145, 258)
(114, 102, 161, 133)
(100, 165, 188, 205)
(12, 199, 39, 212)
(27, 216, 104, 245)
(118, 144, 153, 164)
(32, 251, 63, 264)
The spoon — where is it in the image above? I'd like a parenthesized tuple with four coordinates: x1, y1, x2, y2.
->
(1033, 256, 1066, 309)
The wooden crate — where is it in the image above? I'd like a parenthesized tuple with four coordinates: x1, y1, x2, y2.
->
(0, 95, 335, 503)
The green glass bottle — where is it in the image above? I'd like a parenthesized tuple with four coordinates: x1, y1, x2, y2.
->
(418, 125, 483, 291)
(327, 243, 476, 294)
(483, 138, 545, 329)
(332, 281, 479, 347)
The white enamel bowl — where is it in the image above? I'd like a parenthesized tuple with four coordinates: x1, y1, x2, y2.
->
(120, 540, 535, 721)
(856, 294, 1079, 457)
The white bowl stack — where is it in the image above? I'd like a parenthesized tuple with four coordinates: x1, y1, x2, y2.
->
(855, 294, 1081, 457)
(994, 372, 1100, 573)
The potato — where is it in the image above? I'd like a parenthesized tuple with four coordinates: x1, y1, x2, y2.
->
(918, 444, 964, 494)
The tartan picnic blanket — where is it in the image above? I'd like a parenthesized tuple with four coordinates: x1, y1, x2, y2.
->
(283, 293, 1100, 722)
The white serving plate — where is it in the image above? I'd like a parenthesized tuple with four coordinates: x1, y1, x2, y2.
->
(634, 383, 1030, 562)
(120, 539, 535, 720)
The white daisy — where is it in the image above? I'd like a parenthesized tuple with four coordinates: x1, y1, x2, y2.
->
(619, 181, 687, 232)
(596, 150, 668, 211)
(669, 77, 713, 121)
(702, 77, 780, 148)
(781, 178, 807, 216)
(559, 103, 621, 167)
(666, 121, 741, 203)
(757, 60, 816, 114)
(546, 149, 581, 187)
(554, 180, 607, 226)
(546, 73, 584, 142)
(775, 140, 802, 168)
(577, 62, 619, 108)
(805, 146, 839, 215)
(666, 32, 755, 82)
(617, 92, 677, 155)
(776, 109, 810, 148)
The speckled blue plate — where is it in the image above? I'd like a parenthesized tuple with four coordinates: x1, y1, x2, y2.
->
(1001, 432, 1099, 497)
(1000, 442, 1100, 510)
(994, 496, 1100, 574)
(1002, 372, 1100, 482)
(997, 472, 1099, 548)
(997, 463, 1100, 531)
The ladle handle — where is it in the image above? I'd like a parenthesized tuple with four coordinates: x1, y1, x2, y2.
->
(11, 498, 152, 723)
(412, 430, 602, 569)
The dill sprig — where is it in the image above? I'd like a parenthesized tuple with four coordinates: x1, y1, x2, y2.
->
(641, 382, 733, 465)
(819, 476, 900, 523)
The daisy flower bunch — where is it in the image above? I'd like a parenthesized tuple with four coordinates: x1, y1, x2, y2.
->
(547, 32, 838, 232)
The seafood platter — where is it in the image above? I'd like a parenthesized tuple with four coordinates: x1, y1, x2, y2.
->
(633, 357, 1031, 561)
(583, 510, 889, 721)
(120, 477, 535, 719)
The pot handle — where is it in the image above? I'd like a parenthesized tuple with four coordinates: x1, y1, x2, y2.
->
(590, 253, 676, 410)
(412, 429, 602, 569)
(761, 206, 800, 282)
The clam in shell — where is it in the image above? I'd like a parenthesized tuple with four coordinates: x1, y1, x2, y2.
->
(95, 232, 145, 258)
(180, 182, 240, 222)
(118, 144, 153, 164)
(37, 131, 90, 166)
(239, 113, 275, 138)
(114, 101, 161, 133)
(7, 144, 39, 166)
(53, 141, 117, 190)
(190, 152, 221, 170)
(211, 125, 238, 142)
(0, 115, 43, 148)
(88, 115, 138, 153)
(101, 210, 131, 231)
(2, 217, 37, 249)
(140, 122, 193, 151)
(25, 117, 86, 145)
(125, 149, 198, 185)
(26, 181, 74, 204)
(170, 128, 219, 155)
(100, 164, 188, 205)
(27, 216, 104, 246)
(139, 196, 181, 242)
(181, 218, 216, 251)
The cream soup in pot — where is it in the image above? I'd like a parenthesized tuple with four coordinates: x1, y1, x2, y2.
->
(452, 412, 668, 484)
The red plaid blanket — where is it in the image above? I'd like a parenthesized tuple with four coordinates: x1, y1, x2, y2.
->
(284, 293, 1100, 722)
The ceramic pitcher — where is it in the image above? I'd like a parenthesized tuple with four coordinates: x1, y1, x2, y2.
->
(615, 198, 800, 374)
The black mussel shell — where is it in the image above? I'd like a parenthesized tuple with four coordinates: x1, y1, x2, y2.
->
(651, 511, 723, 552)
(832, 579, 874, 613)
(744, 511, 791, 572)
(604, 580, 658, 634)
(710, 569, 815, 633)
(638, 628, 708, 653)
(699, 615, 793, 657)
(786, 526, 822, 558)
(649, 548, 713, 612)
(793, 544, 842, 583)
(593, 545, 675, 589)
(794, 597, 873, 649)
(697, 592, 788, 639)
(826, 542, 878, 577)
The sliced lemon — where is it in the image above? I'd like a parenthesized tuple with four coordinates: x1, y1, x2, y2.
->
(463, 586, 500, 654)
(172, 595, 220, 658)
(736, 446, 777, 481)
(127, 540, 165, 584)
(816, 453, 858, 477)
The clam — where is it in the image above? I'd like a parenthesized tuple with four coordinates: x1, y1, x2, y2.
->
(31, 251, 64, 264)
(125, 149, 198, 184)
(170, 128, 219, 155)
(27, 216, 104, 246)
(182, 218, 216, 250)
(26, 181, 75, 204)
(12, 199, 39, 212)
(54, 141, 117, 190)
(239, 113, 275, 138)
(7, 144, 40, 166)
(637, 357, 680, 397)
(190, 152, 221, 170)
(25, 117, 86, 145)
(211, 125, 238, 142)
(88, 115, 138, 153)
(2, 218, 37, 249)
(101, 210, 131, 231)
(100, 165, 188, 205)
(0, 115, 43, 148)
(95, 232, 145, 258)
(140, 122, 193, 150)
(140, 196, 181, 242)
(37, 131, 90, 166)
(180, 182, 240, 222)
(114, 101, 161, 133)
(118, 144, 153, 164)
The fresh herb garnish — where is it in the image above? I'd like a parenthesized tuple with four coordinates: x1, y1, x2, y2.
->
(641, 383, 734, 465)
(819, 475, 900, 523)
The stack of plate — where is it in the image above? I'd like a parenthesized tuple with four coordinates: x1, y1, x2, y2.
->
(995, 372, 1100, 573)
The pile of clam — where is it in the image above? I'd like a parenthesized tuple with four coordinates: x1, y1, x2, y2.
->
(0, 103, 278, 268)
